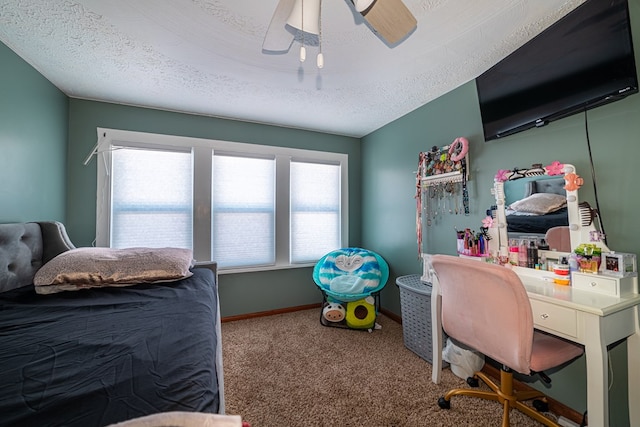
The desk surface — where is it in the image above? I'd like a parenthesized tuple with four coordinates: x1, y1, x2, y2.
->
(512, 265, 640, 316)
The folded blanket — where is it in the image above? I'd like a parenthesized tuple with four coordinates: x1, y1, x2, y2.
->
(106, 412, 244, 427)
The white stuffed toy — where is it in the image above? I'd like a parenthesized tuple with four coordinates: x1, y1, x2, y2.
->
(322, 302, 346, 322)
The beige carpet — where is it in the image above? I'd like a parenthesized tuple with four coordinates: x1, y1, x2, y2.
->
(221, 309, 557, 427)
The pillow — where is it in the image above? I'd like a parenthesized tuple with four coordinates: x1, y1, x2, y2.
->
(34, 247, 194, 294)
(508, 193, 567, 215)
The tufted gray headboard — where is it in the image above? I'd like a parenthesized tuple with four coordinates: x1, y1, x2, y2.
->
(525, 177, 567, 198)
(0, 221, 75, 293)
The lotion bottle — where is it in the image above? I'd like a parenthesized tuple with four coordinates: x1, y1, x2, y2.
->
(508, 239, 519, 265)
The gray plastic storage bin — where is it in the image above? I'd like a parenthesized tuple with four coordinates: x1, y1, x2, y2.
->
(396, 274, 446, 365)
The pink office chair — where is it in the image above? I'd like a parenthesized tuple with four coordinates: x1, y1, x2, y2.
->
(431, 255, 584, 427)
(545, 226, 572, 252)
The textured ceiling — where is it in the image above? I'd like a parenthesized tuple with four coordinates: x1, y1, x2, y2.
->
(0, 0, 584, 138)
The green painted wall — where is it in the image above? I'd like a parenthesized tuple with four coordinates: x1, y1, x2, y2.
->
(0, 42, 68, 222)
(361, 3, 640, 424)
(66, 99, 361, 318)
(363, 79, 640, 311)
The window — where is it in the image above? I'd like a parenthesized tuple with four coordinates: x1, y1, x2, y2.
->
(95, 128, 348, 272)
(110, 146, 193, 249)
(212, 154, 275, 268)
(290, 160, 341, 263)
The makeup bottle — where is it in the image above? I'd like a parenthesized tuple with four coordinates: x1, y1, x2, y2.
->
(539, 252, 547, 271)
(527, 240, 538, 269)
(568, 252, 579, 272)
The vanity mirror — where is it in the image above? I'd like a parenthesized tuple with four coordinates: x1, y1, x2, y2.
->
(492, 162, 610, 257)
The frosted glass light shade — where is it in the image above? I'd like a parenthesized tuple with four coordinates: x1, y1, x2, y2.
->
(353, 0, 375, 12)
(286, 0, 321, 35)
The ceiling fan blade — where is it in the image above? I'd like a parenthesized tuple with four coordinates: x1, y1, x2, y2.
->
(262, 0, 296, 53)
(356, 0, 417, 45)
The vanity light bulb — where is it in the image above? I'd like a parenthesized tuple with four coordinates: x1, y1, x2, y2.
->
(300, 46, 306, 62)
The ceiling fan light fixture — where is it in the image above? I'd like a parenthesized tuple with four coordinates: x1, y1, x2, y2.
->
(287, 0, 321, 35)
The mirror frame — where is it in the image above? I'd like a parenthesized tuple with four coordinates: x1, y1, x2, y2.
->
(492, 162, 609, 256)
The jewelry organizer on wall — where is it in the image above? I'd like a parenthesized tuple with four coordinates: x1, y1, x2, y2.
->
(416, 138, 470, 256)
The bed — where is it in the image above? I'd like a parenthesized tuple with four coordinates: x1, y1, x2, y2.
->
(0, 221, 225, 427)
(506, 207, 568, 234)
(504, 176, 569, 235)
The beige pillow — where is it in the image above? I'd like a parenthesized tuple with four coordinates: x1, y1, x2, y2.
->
(508, 193, 567, 215)
(34, 247, 194, 294)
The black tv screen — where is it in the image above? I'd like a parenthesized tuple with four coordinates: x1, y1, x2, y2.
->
(477, 0, 638, 141)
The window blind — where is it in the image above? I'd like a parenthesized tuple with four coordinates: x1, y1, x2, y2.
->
(212, 154, 276, 268)
(111, 146, 193, 249)
(290, 160, 341, 263)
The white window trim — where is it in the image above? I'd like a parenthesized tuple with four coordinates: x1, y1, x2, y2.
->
(94, 127, 349, 274)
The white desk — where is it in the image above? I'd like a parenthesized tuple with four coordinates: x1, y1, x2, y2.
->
(429, 265, 640, 427)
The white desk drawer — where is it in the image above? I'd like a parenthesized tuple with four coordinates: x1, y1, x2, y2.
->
(530, 299, 577, 338)
(572, 272, 637, 297)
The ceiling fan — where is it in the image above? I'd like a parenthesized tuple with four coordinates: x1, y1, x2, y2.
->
(262, 0, 417, 58)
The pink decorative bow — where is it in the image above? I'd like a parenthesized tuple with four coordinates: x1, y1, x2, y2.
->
(564, 172, 584, 191)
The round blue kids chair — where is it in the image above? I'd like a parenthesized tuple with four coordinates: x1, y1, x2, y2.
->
(313, 247, 389, 330)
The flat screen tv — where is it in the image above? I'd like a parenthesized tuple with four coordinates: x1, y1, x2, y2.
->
(477, 0, 638, 141)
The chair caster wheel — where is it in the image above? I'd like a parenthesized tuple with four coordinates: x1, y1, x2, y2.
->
(533, 399, 549, 413)
(466, 377, 479, 387)
(438, 397, 451, 409)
